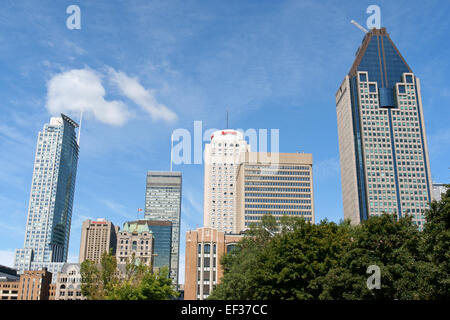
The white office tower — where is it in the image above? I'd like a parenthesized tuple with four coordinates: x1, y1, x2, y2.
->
(203, 130, 250, 233)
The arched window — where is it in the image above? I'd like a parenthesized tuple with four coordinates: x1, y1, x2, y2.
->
(226, 243, 237, 254)
(204, 244, 211, 254)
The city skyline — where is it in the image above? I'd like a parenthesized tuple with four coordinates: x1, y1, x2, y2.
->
(1, 1, 449, 287)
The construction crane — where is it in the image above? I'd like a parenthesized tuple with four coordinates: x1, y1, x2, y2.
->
(351, 20, 368, 34)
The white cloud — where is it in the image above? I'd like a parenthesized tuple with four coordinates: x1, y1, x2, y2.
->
(0, 249, 15, 267)
(46, 68, 131, 126)
(108, 68, 177, 123)
(99, 199, 134, 220)
(67, 253, 79, 264)
(314, 157, 340, 181)
(64, 40, 87, 56)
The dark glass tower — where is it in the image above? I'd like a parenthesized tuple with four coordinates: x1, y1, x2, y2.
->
(146, 220, 172, 273)
(144, 171, 181, 286)
(14, 114, 79, 275)
(336, 28, 432, 229)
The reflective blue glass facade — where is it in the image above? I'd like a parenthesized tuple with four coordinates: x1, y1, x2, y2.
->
(14, 114, 79, 274)
(147, 221, 172, 272)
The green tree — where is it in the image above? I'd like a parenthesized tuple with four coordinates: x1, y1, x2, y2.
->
(209, 191, 450, 300)
(107, 265, 178, 300)
(80, 250, 118, 300)
(318, 214, 427, 300)
(80, 251, 178, 300)
(208, 215, 277, 300)
(209, 215, 351, 300)
(419, 185, 450, 299)
(252, 218, 351, 299)
(80, 259, 102, 299)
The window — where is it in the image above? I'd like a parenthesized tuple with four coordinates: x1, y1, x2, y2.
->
(359, 73, 367, 82)
(203, 285, 210, 295)
(227, 244, 237, 253)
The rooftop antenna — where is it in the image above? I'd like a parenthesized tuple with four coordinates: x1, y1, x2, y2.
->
(170, 131, 173, 171)
(77, 109, 83, 145)
(351, 20, 368, 34)
(226, 110, 229, 129)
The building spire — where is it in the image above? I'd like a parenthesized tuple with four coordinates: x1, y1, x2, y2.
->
(77, 110, 83, 146)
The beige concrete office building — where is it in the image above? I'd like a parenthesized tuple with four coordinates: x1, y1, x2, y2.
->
(79, 219, 119, 264)
(203, 130, 250, 234)
(184, 227, 244, 300)
(236, 152, 314, 230)
(336, 28, 432, 229)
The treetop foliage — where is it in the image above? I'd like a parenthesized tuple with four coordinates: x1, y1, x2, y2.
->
(209, 186, 450, 300)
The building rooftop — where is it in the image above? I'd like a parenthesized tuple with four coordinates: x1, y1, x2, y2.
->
(121, 220, 154, 235)
(0, 265, 18, 278)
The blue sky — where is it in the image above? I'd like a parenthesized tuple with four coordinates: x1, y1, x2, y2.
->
(0, 1, 449, 284)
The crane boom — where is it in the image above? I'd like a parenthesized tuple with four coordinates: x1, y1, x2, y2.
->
(351, 20, 368, 34)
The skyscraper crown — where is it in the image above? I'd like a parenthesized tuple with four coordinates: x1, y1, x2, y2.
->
(349, 28, 412, 89)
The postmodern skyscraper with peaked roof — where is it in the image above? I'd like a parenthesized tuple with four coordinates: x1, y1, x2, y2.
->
(336, 27, 432, 230)
(14, 114, 79, 276)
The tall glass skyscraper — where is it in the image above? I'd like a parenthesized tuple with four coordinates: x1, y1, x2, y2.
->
(144, 171, 181, 286)
(14, 114, 79, 276)
(336, 28, 432, 230)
